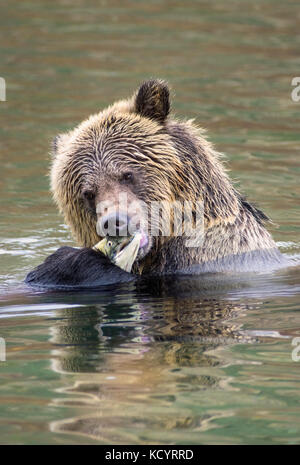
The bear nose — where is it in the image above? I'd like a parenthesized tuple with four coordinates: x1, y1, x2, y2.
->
(100, 212, 130, 236)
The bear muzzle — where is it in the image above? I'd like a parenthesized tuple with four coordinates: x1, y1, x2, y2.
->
(97, 211, 151, 261)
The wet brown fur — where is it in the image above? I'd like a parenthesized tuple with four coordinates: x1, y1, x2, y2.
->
(51, 79, 279, 275)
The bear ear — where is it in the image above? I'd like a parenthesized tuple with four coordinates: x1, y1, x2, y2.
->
(135, 79, 170, 124)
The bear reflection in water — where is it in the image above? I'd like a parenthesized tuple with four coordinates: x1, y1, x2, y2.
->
(48, 275, 259, 442)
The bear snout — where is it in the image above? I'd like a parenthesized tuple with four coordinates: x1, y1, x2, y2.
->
(98, 211, 145, 238)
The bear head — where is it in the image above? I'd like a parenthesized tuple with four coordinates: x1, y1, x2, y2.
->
(51, 79, 240, 267)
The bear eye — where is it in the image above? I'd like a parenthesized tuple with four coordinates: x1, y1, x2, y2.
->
(83, 190, 95, 202)
(121, 172, 133, 183)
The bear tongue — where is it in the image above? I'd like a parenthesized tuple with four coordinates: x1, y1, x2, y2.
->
(139, 230, 148, 249)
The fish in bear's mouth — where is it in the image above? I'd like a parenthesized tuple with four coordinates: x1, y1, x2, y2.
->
(93, 230, 148, 273)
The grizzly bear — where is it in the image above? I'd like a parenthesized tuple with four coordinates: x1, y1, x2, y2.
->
(26, 79, 284, 288)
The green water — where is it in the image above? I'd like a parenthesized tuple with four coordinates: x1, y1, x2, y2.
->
(0, 0, 300, 445)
